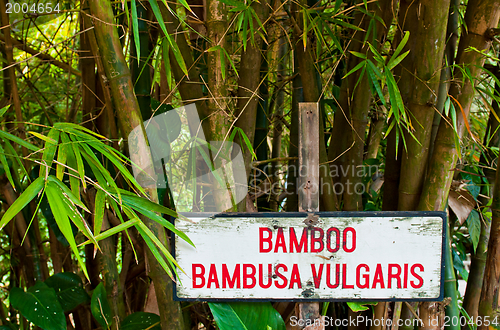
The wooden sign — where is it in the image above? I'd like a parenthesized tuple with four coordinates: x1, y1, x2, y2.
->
(173, 212, 445, 301)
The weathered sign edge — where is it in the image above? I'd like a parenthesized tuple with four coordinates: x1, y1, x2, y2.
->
(171, 211, 446, 302)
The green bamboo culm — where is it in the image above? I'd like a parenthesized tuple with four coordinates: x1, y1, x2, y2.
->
(444, 213, 460, 330)
(86, 0, 185, 328)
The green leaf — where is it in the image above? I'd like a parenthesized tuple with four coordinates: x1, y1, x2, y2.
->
(0, 104, 9, 117)
(390, 31, 410, 64)
(71, 143, 86, 191)
(44, 272, 90, 312)
(0, 143, 15, 190)
(4, 139, 29, 182)
(235, 127, 257, 160)
(10, 282, 66, 330)
(161, 40, 173, 90)
(55, 139, 68, 181)
(466, 210, 481, 253)
(366, 62, 385, 107)
(147, 0, 188, 76)
(131, 0, 141, 64)
(133, 216, 175, 279)
(91, 283, 112, 329)
(342, 61, 365, 79)
(452, 248, 469, 281)
(94, 189, 105, 235)
(120, 312, 161, 330)
(47, 175, 89, 212)
(0, 130, 39, 152)
(81, 218, 140, 245)
(387, 50, 410, 70)
(0, 176, 44, 231)
(60, 132, 81, 198)
(347, 301, 377, 312)
(208, 302, 286, 330)
(38, 128, 60, 178)
(46, 181, 89, 280)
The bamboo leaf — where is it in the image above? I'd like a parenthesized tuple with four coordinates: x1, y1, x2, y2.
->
(28, 131, 57, 145)
(135, 220, 182, 278)
(71, 143, 86, 191)
(60, 133, 81, 198)
(236, 127, 257, 160)
(224, 48, 238, 77)
(0, 130, 39, 152)
(391, 31, 410, 63)
(46, 175, 89, 212)
(56, 139, 68, 181)
(366, 62, 385, 107)
(0, 144, 15, 190)
(38, 128, 60, 178)
(367, 43, 383, 64)
(131, 0, 141, 64)
(342, 61, 365, 79)
(4, 139, 29, 182)
(45, 181, 88, 280)
(81, 218, 140, 245)
(118, 192, 193, 246)
(349, 51, 367, 60)
(94, 189, 105, 235)
(387, 50, 410, 70)
(162, 40, 173, 90)
(147, 0, 188, 76)
(0, 176, 44, 231)
(0, 104, 9, 117)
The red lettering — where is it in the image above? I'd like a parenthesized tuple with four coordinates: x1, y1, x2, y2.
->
(259, 228, 272, 253)
(326, 264, 340, 288)
(290, 228, 308, 252)
(274, 264, 288, 289)
(342, 264, 354, 289)
(403, 264, 408, 289)
(274, 228, 287, 253)
(326, 227, 340, 253)
(388, 264, 402, 289)
(207, 264, 219, 288)
(259, 264, 273, 289)
(192, 264, 205, 288)
(222, 264, 240, 288)
(243, 264, 256, 288)
(310, 227, 324, 253)
(356, 264, 370, 289)
(343, 227, 356, 252)
(372, 264, 385, 289)
(410, 264, 424, 288)
(311, 264, 324, 289)
(289, 264, 302, 289)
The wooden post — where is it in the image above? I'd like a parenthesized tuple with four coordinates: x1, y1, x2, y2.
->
(296, 102, 324, 329)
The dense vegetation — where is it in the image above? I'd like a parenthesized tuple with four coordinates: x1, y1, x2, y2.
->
(0, 0, 500, 329)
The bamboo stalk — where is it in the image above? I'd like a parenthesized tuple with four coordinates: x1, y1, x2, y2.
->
(397, 0, 451, 211)
(86, 1, 185, 328)
(418, 0, 500, 328)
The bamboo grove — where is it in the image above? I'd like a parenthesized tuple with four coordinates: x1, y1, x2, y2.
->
(0, 0, 500, 329)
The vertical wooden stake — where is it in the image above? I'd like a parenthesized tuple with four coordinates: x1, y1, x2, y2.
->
(296, 102, 324, 329)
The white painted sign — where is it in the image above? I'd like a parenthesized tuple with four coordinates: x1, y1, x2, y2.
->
(174, 212, 445, 301)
